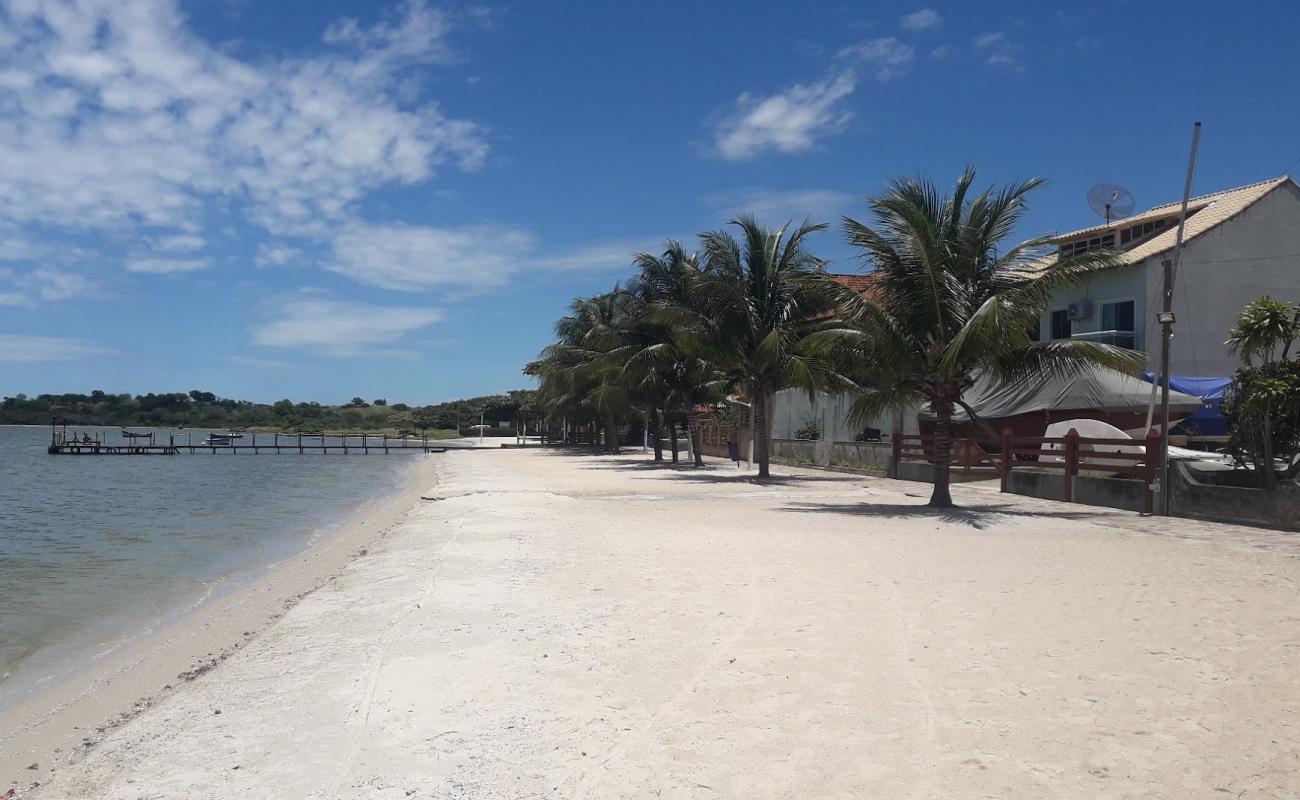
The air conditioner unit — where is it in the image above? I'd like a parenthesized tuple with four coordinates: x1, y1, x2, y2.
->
(1067, 299, 1094, 321)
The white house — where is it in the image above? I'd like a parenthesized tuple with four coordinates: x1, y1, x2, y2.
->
(771, 176, 1300, 444)
(1039, 176, 1300, 378)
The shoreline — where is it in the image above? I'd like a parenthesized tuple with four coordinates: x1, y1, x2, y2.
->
(0, 451, 439, 791)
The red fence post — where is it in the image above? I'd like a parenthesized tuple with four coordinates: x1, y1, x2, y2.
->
(890, 433, 902, 479)
(1144, 427, 1161, 515)
(999, 427, 1013, 493)
(1063, 428, 1079, 503)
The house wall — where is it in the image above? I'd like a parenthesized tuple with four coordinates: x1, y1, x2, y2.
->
(771, 389, 919, 441)
(1042, 182, 1300, 378)
(1039, 262, 1148, 350)
(1144, 182, 1300, 377)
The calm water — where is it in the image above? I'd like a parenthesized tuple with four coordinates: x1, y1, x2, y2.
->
(0, 425, 417, 704)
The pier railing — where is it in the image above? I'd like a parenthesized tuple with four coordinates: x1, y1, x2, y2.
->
(48, 423, 446, 456)
(890, 428, 1162, 514)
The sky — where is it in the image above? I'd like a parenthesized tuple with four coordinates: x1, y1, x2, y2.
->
(2, 0, 1298, 405)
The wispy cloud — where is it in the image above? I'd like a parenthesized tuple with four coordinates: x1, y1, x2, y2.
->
(838, 37, 916, 81)
(228, 354, 293, 368)
(534, 238, 665, 272)
(974, 32, 1020, 69)
(900, 9, 942, 32)
(0, 265, 97, 305)
(328, 221, 535, 291)
(707, 188, 856, 226)
(151, 234, 206, 253)
(710, 72, 856, 161)
(254, 244, 303, 268)
(930, 44, 958, 60)
(125, 257, 211, 274)
(0, 334, 117, 363)
(250, 297, 445, 357)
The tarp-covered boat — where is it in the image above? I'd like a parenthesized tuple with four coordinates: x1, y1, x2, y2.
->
(919, 370, 1204, 439)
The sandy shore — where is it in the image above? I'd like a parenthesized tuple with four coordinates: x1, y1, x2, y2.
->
(0, 453, 438, 791)
(13, 447, 1300, 798)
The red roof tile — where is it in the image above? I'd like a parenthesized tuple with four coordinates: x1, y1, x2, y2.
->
(828, 272, 882, 300)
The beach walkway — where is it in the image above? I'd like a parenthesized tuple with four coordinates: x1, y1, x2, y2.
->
(32, 449, 1300, 799)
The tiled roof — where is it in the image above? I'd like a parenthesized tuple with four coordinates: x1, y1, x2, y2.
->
(828, 272, 881, 297)
(1050, 176, 1294, 266)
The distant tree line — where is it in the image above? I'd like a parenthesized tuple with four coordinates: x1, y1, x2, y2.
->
(0, 389, 540, 433)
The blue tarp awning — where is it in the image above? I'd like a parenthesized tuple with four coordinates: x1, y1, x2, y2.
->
(1141, 372, 1231, 435)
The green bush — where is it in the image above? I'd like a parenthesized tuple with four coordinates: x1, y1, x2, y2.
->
(1222, 359, 1300, 481)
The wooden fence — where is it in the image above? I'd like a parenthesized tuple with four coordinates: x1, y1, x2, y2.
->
(891, 428, 1162, 514)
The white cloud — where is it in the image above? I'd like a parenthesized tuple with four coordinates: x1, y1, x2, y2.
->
(329, 221, 536, 291)
(27, 268, 94, 300)
(711, 72, 856, 161)
(837, 37, 916, 81)
(0, 334, 117, 362)
(534, 239, 663, 272)
(125, 257, 211, 274)
(228, 354, 292, 368)
(250, 297, 444, 357)
(0, 0, 488, 262)
(152, 233, 206, 252)
(930, 44, 958, 60)
(255, 244, 303, 268)
(707, 188, 856, 225)
(901, 9, 942, 31)
(974, 32, 1020, 68)
(0, 265, 96, 304)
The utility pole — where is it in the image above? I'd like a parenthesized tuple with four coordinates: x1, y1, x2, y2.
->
(1158, 121, 1202, 515)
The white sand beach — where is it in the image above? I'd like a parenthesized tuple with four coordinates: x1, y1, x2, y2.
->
(11, 447, 1300, 799)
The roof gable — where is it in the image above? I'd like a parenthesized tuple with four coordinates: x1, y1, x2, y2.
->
(1051, 176, 1295, 267)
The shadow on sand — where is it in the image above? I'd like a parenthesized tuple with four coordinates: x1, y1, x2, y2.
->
(777, 501, 1103, 530)
(532, 447, 860, 486)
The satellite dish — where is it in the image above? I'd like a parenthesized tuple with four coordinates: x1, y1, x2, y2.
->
(1087, 182, 1136, 225)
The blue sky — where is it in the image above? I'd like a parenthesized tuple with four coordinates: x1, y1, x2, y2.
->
(2, 0, 1297, 404)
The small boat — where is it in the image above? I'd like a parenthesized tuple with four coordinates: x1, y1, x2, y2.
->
(201, 431, 242, 446)
(121, 429, 154, 439)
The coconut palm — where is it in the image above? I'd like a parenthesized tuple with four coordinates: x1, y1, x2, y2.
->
(525, 289, 633, 452)
(659, 216, 849, 478)
(624, 241, 722, 465)
(815, 168, 1144, 507)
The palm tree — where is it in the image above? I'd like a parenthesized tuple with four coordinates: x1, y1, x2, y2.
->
(526, 290, 633, 452)
(625, 241, 721, 466)
(660, 216, 848, 478)
(816, 169, 1144, 507)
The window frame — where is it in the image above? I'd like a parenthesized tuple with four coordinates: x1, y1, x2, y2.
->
(1099, 296, 1137, 349)
(1049, 307, 1072, 340)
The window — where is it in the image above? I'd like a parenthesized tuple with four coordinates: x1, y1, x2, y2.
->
(1119, 217, 1173, 246)
(1050, 309, 1072, 340)
(1058, 233, 1115, 260)
(1100, 299, 1136, 349)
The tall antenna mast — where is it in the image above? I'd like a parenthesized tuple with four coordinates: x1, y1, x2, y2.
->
(1157, 121, 1202, 516)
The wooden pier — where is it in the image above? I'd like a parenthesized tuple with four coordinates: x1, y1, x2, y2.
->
(47, 424, 448, 456)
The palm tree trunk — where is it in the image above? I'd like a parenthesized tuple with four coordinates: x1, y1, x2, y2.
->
(604, 414, 619, 453)
(754, 389, 770, 479)
(930, 404, 955, 507)
(690, 417, 704, 467)
(670, 419, 679, 463)
(651, 409, 664, 462)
